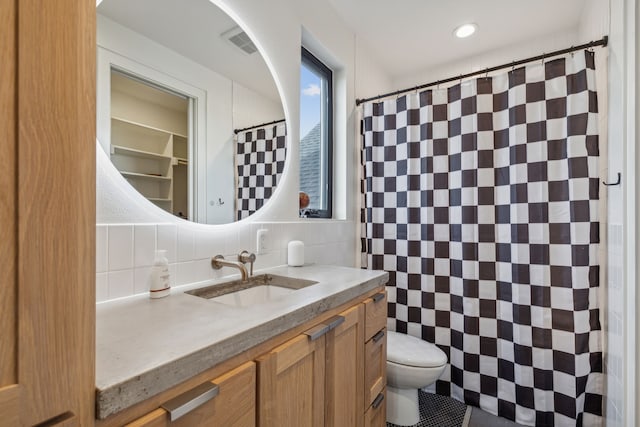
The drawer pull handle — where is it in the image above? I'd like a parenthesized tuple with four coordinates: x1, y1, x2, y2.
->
(372, 292, 385, 303)
(161, 382, 219, 421)
(326, 315, 345, 330)
(372, 392, 385, 409)
(304, 324, 330, 341)
(372, 330, 385, 343)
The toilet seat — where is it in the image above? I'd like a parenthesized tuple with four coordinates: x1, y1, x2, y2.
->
(387, 331, 447, 368)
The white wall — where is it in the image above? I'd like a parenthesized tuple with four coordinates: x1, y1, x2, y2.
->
(95, 0, 391, 302)
(581, 0, 639, 425)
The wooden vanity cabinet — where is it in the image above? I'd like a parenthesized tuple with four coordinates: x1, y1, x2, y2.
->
(256, 304, 365, 427)
(257, 294, 386, 427)
(363, 292, 387, 424)
(99, 287, 387, 427)
(126, 362, 256, 427)
(324, 304, 365, 427)
(256, 329, 327, 426)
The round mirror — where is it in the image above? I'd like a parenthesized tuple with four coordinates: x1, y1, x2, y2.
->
(97, 0, 286, 224)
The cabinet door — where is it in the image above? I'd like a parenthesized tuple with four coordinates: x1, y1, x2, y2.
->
(257, 330, 326, 427)
(364, 390, 386, 427)
(0, 0, 95, 426)
(364, 292, 387, 341)
(324, 305, 364, 427)
(126, 362, 256, 427)
(365, 329, 387, 409)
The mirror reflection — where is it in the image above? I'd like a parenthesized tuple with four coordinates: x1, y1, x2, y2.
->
(97, 0, 286, 224)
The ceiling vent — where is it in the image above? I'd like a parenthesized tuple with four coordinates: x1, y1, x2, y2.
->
(221, 26, 258, 55)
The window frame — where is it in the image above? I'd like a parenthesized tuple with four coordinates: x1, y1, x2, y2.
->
(300, 46, 333, 219)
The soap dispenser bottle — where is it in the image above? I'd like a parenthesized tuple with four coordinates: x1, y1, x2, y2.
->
(149, 250, 171, 298)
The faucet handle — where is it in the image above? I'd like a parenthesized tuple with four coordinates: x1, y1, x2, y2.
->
(238, 251, 256, 276)
(211, 254, 225, 270)
(238, 250, 256, 263)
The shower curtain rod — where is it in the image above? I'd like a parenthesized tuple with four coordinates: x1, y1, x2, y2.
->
(234, 118, 286, 134)
(355, 36, 608, 106)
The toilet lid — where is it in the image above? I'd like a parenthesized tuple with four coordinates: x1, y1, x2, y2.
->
(387, 331, 447, 368)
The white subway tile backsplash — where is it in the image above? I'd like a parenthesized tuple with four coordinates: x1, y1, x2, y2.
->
(194, 229, 226, 259)
(253, 250, 282, 271)
(176, 261, 196, 286)
(193, 258, 214, 283)
(224, 229, 239, 255)
(168, 263, 177, 287)
(237, 225, 254, 253)
(177, 226, 195, 262)
(97, 221, 358, 302)
(335, 241, 353, 266)
(134, 225, 156, 267)
(280, 222, 306, 245)
(108, 225, 133, 271)
(157, 224, 177, 263)
(96, 272, 108, 302)
(96, 225, 108, 273)
(107, 269, 134, 299)
(134, 266, 152, 295)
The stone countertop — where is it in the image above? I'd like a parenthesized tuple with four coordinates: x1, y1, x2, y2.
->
(95, 264, 388, 419)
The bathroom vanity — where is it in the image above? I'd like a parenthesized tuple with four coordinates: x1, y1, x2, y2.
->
(95, 265, 388, 426)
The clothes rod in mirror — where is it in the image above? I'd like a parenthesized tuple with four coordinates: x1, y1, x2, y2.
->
(356, 36, 608, 106)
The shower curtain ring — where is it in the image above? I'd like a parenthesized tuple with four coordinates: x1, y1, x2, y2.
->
(541, 53, 545, 65)
(484, 68, 489, 78)
(511, 61, 515, 72)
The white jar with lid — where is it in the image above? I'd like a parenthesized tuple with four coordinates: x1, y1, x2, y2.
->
(287, 241, 305, 267)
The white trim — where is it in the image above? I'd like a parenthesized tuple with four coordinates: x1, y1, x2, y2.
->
(624, 0, 638, 425)
(96, 47, 209, 223)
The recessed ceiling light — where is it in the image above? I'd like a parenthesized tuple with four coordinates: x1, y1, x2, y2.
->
(454, 23, 477, 39)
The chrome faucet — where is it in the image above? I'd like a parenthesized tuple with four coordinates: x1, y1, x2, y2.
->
(210, 251, 256, 281)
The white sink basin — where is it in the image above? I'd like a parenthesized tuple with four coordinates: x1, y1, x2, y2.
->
(185, 274, 318, 307)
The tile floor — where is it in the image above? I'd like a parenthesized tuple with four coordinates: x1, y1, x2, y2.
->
(467, 407, 525, 427)
(386, 391, 526, 427)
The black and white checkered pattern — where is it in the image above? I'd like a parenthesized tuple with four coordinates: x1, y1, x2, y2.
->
(236, 122, 286, 220)
(361, 51, 603, 427)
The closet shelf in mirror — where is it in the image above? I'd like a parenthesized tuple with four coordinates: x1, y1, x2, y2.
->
(111, 116, 188, 139)
(120, 171, 172, 182)
(148, 198, 171, 203)
(111, 145, 173, 161)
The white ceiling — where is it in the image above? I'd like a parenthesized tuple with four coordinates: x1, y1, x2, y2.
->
(98, 0, 280, 103)
(99, 0, 589, 102)
(328, 0, 587, 80)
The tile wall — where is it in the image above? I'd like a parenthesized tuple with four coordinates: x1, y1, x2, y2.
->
(96, 221, 356, 302)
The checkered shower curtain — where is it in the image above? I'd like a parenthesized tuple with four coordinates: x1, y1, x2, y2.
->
(361, 51, 603, 426)
(236, 122, 286, 220)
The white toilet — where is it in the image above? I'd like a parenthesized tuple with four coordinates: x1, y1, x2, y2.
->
(386, 331, 448, 426)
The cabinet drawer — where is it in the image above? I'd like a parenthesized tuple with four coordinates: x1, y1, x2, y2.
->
(364, 292, 387, 341)
(364, 389, 386, 427)
(364, 328, 386, 409)
(126, 362, 256, 427)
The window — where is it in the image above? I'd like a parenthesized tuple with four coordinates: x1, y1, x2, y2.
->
(299, 47, 333, 218)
